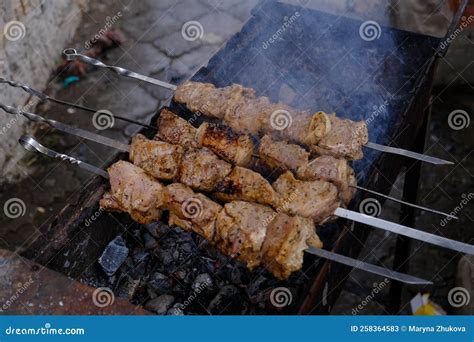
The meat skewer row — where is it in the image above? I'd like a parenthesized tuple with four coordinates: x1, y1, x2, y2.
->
(100, 160, 323, 279)
(130, 132, 347, 223)
(155, 110, 457, 219)
(173, 81, 368, 160)
(18, 135, 464, 284)
(59, 50, 454, 165)
(156, 109, 356, 204)
(97, 160, 474, 278)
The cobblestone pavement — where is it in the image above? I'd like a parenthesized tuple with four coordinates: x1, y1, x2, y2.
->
(0, 0, 472, 315)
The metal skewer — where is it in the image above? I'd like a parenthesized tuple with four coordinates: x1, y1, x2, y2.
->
(0, 104, 457, 220)
(63, 48, 454, 166)
(18, 134, 432, 285)
(0, 78, 158, 130)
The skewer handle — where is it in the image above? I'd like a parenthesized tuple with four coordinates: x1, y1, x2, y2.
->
(19, 135, 109, 179)
(0, 103, 130, 152)
(63, 49, 177, 91)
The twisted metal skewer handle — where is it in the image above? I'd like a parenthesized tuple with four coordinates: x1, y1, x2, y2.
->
(0, 78, 158, 130)
(0, 78, 48, 101)
(63, 48, 177, 90)
(19, 135, 109, 178)
(0, 103, 130, 152)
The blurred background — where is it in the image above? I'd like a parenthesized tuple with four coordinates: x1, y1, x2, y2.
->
(0, 0, 472, 315)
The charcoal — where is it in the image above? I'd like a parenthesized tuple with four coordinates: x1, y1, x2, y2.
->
(116, 275, 141, 300)
(148, 272, 172, 294)
(98, 236, 129, 276)
(167, 303, 184, 316)
(229, 265, 251, 285)
(132, 249, 149, 264)
(191, 273, 214, 294)
(145, 294, 175, 315)
(145, 222, 170, 238)
(156, 249, 174, 269)
(208, 285, 248, 314)
(142, 232, 158, 249)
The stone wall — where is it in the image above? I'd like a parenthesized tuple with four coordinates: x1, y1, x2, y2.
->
(0, 0, 86, 182)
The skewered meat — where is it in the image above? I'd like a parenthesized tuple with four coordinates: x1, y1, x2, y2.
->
(174, 82, 255, 119)
(196, 122, 255, 167)
(173, 81, 368, 160)
(272, 171, 340, 223)
(156, 108, 198, 148)
(156, 109, 255, 166)
(129, 134, 183, 181)
(296, 155, 356, 204)
(165, 183, 222, 241)
(179, 147, 232, 192)
(100, 161, 325, 279)
(128, 133, 281, 208)
(214, 166, 280, 207)
(310, 113, 368, 160)
(259, 134, 309, 172)
(100, 161, 164, 224)
(215, 201, 274, 269)
(262, 213, 322, 279)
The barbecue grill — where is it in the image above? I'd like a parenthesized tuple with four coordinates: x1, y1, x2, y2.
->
(5, 0, 468, 315)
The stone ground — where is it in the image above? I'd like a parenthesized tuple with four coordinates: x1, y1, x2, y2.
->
(0, 0, 472, 314)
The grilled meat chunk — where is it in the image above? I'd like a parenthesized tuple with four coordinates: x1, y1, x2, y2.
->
(214, 166, 280, 207)
(310, 113, 368, 160)
(174, 81, 255, 119)
(165, 183, 222, 241)
(156, 108, 198, 148)
(100, 161, 164, 224)
(259, 135, 309, 172)
(272, 171, 340, 223)
(262, 213, 322, 280)
(296, 155, 356, 204)
(129, 134, 183, 181)
(196, 122, 255, 167)
(215, 201, 274, 269)
(179, 147, 232, 192)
